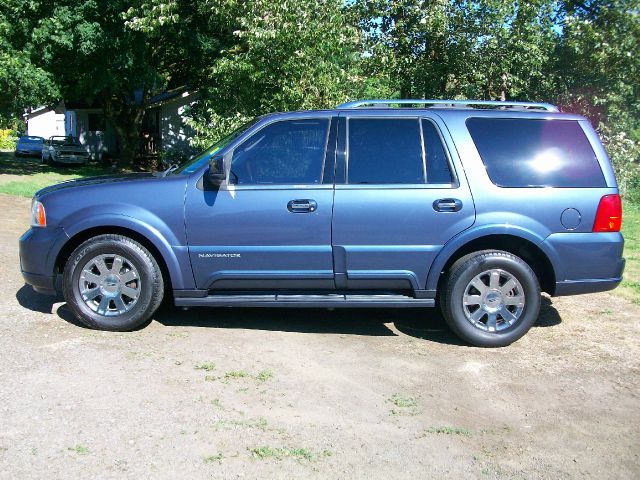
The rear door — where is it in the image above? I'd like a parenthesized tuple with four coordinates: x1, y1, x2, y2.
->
(331, 111, 475, 293)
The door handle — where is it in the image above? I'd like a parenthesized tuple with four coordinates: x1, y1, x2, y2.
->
(433, 198, 463, 212)
(287, 199, 317, 213)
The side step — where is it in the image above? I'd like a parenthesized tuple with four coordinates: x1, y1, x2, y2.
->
(174, 293, 435, 308)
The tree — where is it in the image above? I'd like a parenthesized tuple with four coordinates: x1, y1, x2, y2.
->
(0, 7, 59, 127)
(350, 0, 559, 101)
(1, 0, 234, 165)
(184, 0, 365, 147)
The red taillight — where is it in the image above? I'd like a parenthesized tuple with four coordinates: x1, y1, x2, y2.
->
(593, 194, 622, 232)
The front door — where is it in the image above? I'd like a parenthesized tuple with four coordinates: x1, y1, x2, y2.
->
(331, 113, 475, 293)
(185, 116, 336, 291)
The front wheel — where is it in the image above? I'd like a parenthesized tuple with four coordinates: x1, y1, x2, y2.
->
(440, 250, 540, 347)
(63, 234, 164, 331)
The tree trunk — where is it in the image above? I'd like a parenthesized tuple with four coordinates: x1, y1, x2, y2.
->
(103, 93, 147, 169)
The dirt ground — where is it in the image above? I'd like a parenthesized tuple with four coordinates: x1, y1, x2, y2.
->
(0, 193, 638, 480)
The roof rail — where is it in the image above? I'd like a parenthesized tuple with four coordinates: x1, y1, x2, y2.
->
(336, 99, 559, 112)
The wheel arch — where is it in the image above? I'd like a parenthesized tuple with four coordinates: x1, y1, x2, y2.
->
(428, 229, 559, 296)
(56, 221, 187, 292)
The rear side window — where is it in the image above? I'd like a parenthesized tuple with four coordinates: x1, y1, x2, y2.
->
(347, 118, 424, 184)
(466, 118, 606, 188)
(422, 120, 454, 184)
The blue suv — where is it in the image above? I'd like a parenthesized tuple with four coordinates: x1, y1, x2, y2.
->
(19, 99, 625, 347)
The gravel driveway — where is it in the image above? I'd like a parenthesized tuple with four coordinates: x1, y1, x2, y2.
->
(0, 193, 638, 479)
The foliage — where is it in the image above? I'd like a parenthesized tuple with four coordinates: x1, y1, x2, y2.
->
(350, 0, 559, 101)
(184, 0, 364, 147)
(599, 123, 640, 203)
(0, 0, 638, 202)
(0, 130, 17, 150)
(619, 202, 640, 303)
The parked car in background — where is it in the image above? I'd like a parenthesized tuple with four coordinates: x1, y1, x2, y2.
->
(19, 99, 625, 347)
(42, 136, 90, 165)
(15, 136, 44, 157)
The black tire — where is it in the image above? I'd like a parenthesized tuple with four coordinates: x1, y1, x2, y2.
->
(440, 250, 540, 347)
(63, 234, 164, 331)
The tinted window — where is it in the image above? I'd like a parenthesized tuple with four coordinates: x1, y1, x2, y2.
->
(422, 120, 453, 184)
(467, 118, 606, 188)
(348, 118, 424, 184)
(231, 119, 329, 185)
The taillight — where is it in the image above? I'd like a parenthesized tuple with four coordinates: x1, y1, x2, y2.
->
(593, 194, 622, 232)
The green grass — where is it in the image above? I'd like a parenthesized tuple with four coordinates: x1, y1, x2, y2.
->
(0, 152, 110, 197)
(423, 426, 472, 437)
(620, 202, 640, 303)
(203, 453, 224, 464)
(256, 369, 274, 382)
(68, 444, 89, 455)
(249, 446, 314, 461)
(194, 362, 216, 372)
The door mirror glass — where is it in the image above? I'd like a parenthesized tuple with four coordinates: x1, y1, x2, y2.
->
(208, 155, 226, 185)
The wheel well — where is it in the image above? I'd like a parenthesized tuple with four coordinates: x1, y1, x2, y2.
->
(55, 226, 173, 291)
(439, 235, 556, 295)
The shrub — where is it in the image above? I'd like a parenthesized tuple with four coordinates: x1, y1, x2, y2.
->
(0, 129, 17, 150)
(598, 123, 640, 204)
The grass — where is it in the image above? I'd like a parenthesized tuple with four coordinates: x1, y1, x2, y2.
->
(68, 444, 89, 455)
(249, 446, 314, 461)
(0, 152, 110, 198)
(203, 453, 224, 464)
(387, 393, 420, 416)
(620, 202, 640, 303)
(256, 369, 274, 382)
(423, 426, 472, 437)
(194, 362, 216, 372)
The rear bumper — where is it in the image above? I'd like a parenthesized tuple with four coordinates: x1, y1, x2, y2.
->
(544, 232, 625, 296)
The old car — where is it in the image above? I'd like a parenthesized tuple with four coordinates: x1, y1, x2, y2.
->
(42, 136, 90, 165)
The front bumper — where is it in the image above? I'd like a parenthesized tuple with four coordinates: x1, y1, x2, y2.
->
(19, 226, 69, 296)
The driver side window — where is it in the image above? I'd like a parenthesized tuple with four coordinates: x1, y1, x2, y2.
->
(230, 118, 329, 185)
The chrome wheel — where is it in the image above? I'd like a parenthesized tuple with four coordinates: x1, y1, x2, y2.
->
(462, 268, 525, 332)
(78, 254, 141, 317)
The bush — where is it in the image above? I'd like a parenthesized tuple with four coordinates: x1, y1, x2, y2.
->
(598, 124, 640, 204)
(0, 129, 17, 150)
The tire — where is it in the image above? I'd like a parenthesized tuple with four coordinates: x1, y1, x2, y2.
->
(440, 250, 540, 347)
(63, 234, 164, 331)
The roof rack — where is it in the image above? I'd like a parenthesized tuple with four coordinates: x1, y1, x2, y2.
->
(336, 99, 559, 112)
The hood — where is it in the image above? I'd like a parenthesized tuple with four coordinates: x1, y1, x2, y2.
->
(35, 172, 157, 197)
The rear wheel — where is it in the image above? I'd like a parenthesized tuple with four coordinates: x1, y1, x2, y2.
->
(63, 234, 164, 331)
(440, 250, 540, 347)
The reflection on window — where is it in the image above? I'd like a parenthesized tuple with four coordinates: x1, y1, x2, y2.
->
(467, 118, 606, 188)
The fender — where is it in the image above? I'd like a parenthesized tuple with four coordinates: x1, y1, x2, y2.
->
(60, 209, 195, 290)
(425, 223, 563, 292)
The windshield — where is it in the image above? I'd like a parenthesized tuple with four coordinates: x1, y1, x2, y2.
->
(173, 118, 260, 175)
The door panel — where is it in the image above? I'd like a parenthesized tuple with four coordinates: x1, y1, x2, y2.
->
(332, 113, 475, 292)
(185, 186, 334, 290)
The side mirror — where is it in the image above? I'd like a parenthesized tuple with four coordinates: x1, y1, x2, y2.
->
(208, 155, 226, 185)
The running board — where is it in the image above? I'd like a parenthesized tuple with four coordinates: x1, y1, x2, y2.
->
(174, 293, 435, 308)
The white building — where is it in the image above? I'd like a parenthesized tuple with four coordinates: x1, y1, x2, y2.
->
(24, 89, 198, 162)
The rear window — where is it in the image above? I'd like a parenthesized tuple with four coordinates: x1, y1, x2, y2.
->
(466, 118, 606, 188)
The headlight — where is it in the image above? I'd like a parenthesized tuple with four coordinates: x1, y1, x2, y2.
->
(31, 199, 46, 227)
